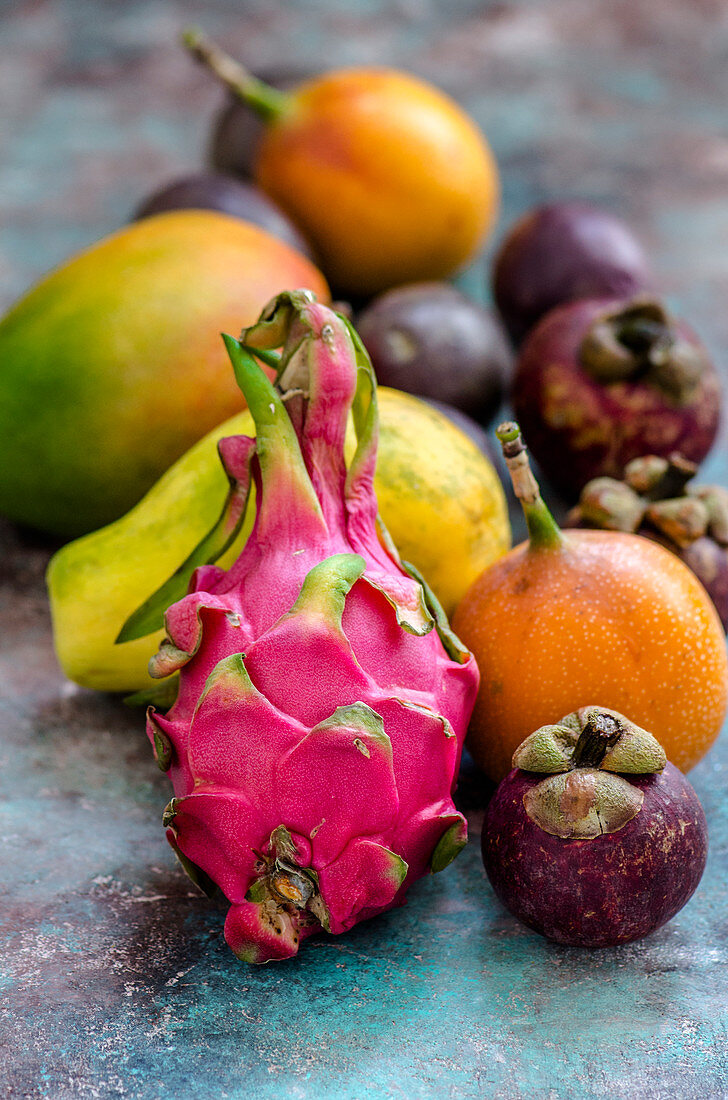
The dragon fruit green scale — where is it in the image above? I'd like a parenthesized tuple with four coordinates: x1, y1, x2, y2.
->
(132, 289, 480, 962)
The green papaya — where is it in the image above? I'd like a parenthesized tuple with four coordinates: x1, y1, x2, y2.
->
(47, 389, 510, 693)
(0, 210, 328, 536)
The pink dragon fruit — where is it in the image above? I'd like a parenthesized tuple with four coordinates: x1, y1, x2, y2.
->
(121, 290, 479, 962)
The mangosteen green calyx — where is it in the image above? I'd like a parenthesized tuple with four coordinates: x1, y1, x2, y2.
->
(511, 295, 721, 499)
(482, 706, 708, 947)
(569, 453, 728, 630)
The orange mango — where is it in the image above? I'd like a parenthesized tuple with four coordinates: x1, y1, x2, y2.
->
(0, 210, 328, 536)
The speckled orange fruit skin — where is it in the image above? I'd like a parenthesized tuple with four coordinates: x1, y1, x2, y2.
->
(452, 529, 728, 781)
(254, 68, 499, 296)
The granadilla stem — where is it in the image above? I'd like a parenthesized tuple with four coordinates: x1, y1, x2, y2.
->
(496, 422, 564, 551)
(182, 28, 292, 123)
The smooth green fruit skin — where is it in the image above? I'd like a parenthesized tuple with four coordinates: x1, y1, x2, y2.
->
(0, 209, 328, 536)
(47, 412, 253, 693)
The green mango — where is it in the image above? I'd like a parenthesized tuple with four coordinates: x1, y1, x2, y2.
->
(0, 209, 328, 536)
(47, 411, 253, 693)
(47, 389, 510, 693)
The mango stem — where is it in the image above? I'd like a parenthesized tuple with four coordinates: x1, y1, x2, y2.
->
(496, 421, 564, 551)
(182, 28, 292, 122)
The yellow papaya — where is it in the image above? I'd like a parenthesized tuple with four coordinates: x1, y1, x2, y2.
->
(0, 210, 328, 536)
(47, 389, 510, 693)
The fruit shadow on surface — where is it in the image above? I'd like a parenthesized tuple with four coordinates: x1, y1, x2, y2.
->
(4, 517, 726, 1096)
(67, 837, 728, 1100)
(6, 676, 726, 1099)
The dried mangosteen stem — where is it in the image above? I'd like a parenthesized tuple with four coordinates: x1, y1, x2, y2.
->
(571, 711, 622, 768)
(580, 298, 706, 403)
(581, 454, 709, 548)
(625, 452, 697, 502)
(651, 453, 697, 499)
(496, 422, 564, 550)
(182, 28, 292, 122)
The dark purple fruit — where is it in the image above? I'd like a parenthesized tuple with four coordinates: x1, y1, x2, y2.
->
(356, 283, 511, 422)
(568, 454, 728, 630)
(209, 66, 313, 181)
(133, 172, 313, 258)
(512, 296, 721, 499)
(493, 202, 652, 344)
(482, 706, 708, 948)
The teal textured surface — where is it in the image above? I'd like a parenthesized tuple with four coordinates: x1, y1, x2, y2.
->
(2, 606, 727, 1100)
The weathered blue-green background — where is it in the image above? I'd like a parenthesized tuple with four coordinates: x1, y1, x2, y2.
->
(2, 1, 728, 1097)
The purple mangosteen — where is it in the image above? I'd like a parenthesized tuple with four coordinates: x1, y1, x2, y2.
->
(482, 706, 708, 948)
(511, 296, 721, 499)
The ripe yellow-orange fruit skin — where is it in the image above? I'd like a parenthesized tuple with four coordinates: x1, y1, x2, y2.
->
(0, 210, 329, 536)
(453, 529, 728, 781)
(255, 68, 499, 296)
